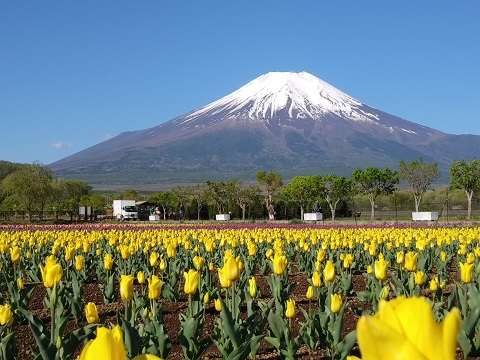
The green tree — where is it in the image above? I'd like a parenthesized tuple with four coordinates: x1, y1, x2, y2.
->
(148, 191, 176, 220)
(450, 159, 480, 219)
(352, 167, 399, 220)
(50, 179, 91, 221)
(187, 184, 209, 220)
(171, 185, 190, 218)
(119, 188, 139, 200)
(399, 158, 439, 212)
(256, 170, 283, 211)
(280, 176, 319, 220)
(2, 162, 53, 221)
(85, 194, 108, 215)
(233, 180, 261, 220)
(0, 162, 27, 212)
(206, 181, 231, 214)
(318, 175, 355, 221)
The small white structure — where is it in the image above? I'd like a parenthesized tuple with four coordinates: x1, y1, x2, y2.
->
(216, 214, 230, 221)
(304, 213, 323, 221)
(412, 212, 439, 221)
(149, 215, 160, 221)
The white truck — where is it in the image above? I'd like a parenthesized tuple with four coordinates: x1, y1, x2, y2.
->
(113, 200, 138, 220)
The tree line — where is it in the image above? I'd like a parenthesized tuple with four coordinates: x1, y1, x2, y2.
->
(1, 158, 480, 222)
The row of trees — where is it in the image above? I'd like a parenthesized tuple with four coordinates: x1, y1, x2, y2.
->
(1, 158, 480, 221)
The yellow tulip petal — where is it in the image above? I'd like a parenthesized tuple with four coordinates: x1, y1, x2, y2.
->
(393, 297, 444, 358)
(442, 308, 461, 359)
(357, 315, 428, 360)
(133, 355, 162, 360)
(80, 326, 127, 360)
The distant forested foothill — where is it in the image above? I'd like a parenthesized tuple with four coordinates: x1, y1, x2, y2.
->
(1, 158, 480, 223)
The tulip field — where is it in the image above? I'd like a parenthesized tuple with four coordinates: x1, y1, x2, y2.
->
(2, 222, 480, 359)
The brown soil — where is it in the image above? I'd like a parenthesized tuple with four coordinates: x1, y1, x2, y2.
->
(13, 272, 474, 360)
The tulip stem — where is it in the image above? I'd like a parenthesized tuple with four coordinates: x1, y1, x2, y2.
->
(50, 284, 57, 345)
(150, 299, 156, 318)
(230, 281, 235, 317)
(188, 294, 192, 318)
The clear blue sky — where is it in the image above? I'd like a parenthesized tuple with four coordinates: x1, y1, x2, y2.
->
(1, 1, 479, 165)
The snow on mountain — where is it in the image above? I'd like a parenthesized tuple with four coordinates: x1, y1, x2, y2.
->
(51, 69, 479, 184)
(179, 71, 380, 125)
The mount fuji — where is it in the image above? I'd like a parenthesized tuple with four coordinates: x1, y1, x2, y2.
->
(50, 71, 480, 184)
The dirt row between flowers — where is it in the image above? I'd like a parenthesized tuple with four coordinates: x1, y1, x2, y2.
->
(13, 271, 472, 360)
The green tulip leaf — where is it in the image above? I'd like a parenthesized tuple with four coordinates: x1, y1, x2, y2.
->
(16, 307, 56, 360)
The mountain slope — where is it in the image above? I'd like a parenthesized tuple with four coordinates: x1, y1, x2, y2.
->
(49, 71, 480, 184)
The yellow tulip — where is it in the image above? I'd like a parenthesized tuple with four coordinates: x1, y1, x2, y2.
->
(17, 278, 24, 290)
(285, 298, 296, 318)
(159, 259, 167, 271)
(120, 275, 134, 301)
(247, 242, 257, 256)
(429, 276, 439, 292)
(366, 265, 373, 274)
(236, 257, 244, 271)
(193, 256, 204, 271)
(10, 246, 21, 263)
(204, 239, 215, 253)
(75, 255, 85, 271)
(414, 271, 426, 285)
(184, 269, 199, 295)
(203, 292, 210, 304)
(0, 304, 13, 327)
(343, 254, 354, 269)
(249, 277, 257, 298)
(218, 266, 232, 289)
(79, 325, 162, 360)
(404, 252, 418, 272)
(331, 293, 342, 314)
(149, 252, 159, 267)
(368, 243, 377, 257)
(272, 253, 288, 275)
(148, 275, 163, 300)
(166, 245, 176, 259)
(312, 271, 322, 287)
(306, 285, 315, 300)
(466, 252, 475, 265)
(137, 271, 145, 285)
(104, 254, 114, 271)
(323, 260, 336, 282)
(317, 249, 326, 262)
(85, 302, 99, 324)
(396, 251, 404, 265)
(215, 298, 222, 312)
(265, 248, 274, 260)
(374, 258, 388, 281)
(225, 256, 240, 282)
(208, 262, 214, 271)
(65, 246, 75, 262)
(379, 285, 389, 300)
(39, 259, 63, 288)
(440, 251, 447, 262)
(356, 296, 460, 360)
(460, 261, 474, 284)
(120, 246, 129, 260)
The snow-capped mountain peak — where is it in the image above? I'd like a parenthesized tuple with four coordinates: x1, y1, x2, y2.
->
(181, 71, 379, 124)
